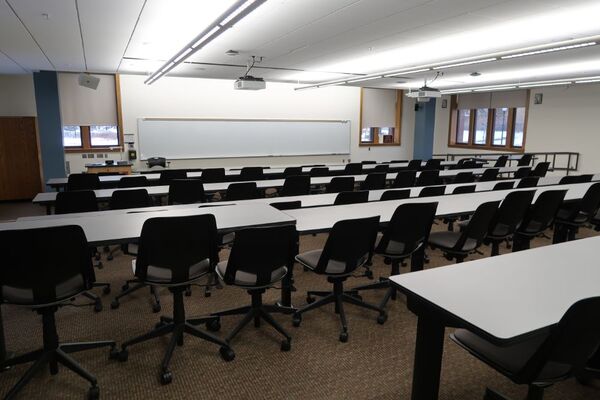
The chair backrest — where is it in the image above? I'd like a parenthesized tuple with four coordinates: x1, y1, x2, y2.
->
(494, 155, 508, 168)
(283, 167, 302, 177)
(159, 170, 187, 185)
(489, 190, 536, 238)
(135, 214, 219, 285)
(516, 296, 600, 384)
(310, 167, 329, 177)
(415, 170, 440, 186)
(118, 175, 148, 188)
(559, 175, 581, 185)
(146, 157, 167, 168)
(225, 182, 259, 201)
(517, 154, 533, 166)
(479, 168, 499, 182)
(168, 179, 205, 205)
(374, 164, 389, 172)
(376, 202, 438, 258)
(419, 185, 445, 198)
(390, 159, 408, 163)
(518, 190, 567, 235)
(380, 189, 410, 201)
(334, 190, 368, 205)
(200, 168, 225, 183)
(461, 160, 479, 169)
(222, 225, 297, 286)
(326, 176, 355, 193)
(570, 182, 600, 220)
(393, 170, 416, 188)
(514, 167, 531, 179)
(270, 200, 301, 210)
(517, 176, 539, 188)
(579, 174, 594, 183)
(452, 201, 500, 251)
(110, 189, 151, 210)
(314, 216, 380, 275)
(67, 173, 100, 191)
(454, 172, 474, 184)
(55, 190, 98, 214)
(0, 225, 94, 306)
(361, 160, 376, 164)
(493, 181, 514, 191)
(424, 159, 442, 170)
(281, 175, 311, 196)
(360, 172, 387, 191)
(452, 184, 476, 194)
(407, 159, 422, 170)
(240, 167, 264, 180)
(531, 162, 550, 177)
(344, 163, 362, 175)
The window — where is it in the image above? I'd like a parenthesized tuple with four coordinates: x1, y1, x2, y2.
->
(62, 125, 82, 147)
(512, 107, 526, 147)
(492, 108, 509, 146)
(90, 125, 119, 147)
(359, 88, 402, 146)
(361, 128, 374, 143)
(379, 127, 395, 143)
(456, 109, 471, 144)
(474, 108, 488, 145)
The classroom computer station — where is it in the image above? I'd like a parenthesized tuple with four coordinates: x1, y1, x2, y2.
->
(1, 1, 600, 399)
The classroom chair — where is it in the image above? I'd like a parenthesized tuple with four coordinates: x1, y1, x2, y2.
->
(282, 167, 302, 177)
(530, 162, 550, 177)
(517, 176, 539, 188)
(117, 175, 148, 188)
(280, 175, 311, 196)
(310, 167, 330, 177)
(343, 163, 362, 175)
(225, 182, 259, 200)
(423, 159, 442, 170)
(334, 190, 368, 205)
(493, 155, 508, 167)
(406, 159, 422, 171)
(514, 167, 532, 179)
(479, 168, 499, 182)
(361, 160, 376, 164)
(380, 189, 410, 201)
(453, 171, 475, 184)
(517, 153, 533, 166)
(392, 170, 416, 188)
(168, 179, 206, 205)
(326, 176, 355, 193)
(67, 173, 100, 191)
(159, 169, 186, 185)
(200, 168, 226, 183)
(374, 164, 389, 172)
(270, 200, 302, 210)
(360, 172, 387, 191)
(240, 166, 264, 180)
(553, 182, 600, 243)
(493, 181, 514, 191)
(415, 169, 440, 186)
(419, 185, 445, 197)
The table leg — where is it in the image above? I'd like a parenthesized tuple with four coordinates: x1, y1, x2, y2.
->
(45, 204, 52, 215)
(0, 306, 7, 362)
(411, 314, 445, 400)
(411, 246, 425, 272)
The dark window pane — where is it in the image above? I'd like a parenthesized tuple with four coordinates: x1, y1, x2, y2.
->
(361, 127, 374, 143)
(62, 125, 82, 147)
(474, 108, 488, 145)
(513, 107, 526, 147)
(492, 108, 509, 146)
(90, 125, 119, 147)
(456, 109, 470, 144)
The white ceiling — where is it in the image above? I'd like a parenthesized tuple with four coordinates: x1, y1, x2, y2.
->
(1, 0, 600, 91)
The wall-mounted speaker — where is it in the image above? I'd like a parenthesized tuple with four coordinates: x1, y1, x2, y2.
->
(128, 150, 137, 161)
(414, 103, 420, 112)
(78, 73, 100, 90)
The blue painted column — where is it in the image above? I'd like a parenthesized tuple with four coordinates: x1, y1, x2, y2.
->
(413, 99, 436, 160)
(33, 71, 66, 185)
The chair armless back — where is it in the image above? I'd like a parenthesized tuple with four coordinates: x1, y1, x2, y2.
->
(55, 190, 98, 214)
(110, 189, 151, 210)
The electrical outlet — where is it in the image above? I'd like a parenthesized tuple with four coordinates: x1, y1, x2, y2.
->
(97, 154, 103, 158)
(88, 153, 94, 158)
(82, 154, 87, 159)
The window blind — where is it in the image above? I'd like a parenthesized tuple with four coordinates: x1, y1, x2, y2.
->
(58, 72, 117, 126)
(457, 90, 527, 109)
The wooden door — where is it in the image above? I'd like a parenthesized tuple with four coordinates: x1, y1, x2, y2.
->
(0, 117, 43, 200)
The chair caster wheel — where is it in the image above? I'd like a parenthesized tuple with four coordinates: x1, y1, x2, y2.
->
(306, 296, 315, 304)
(281, 339, 291, 352)
(117, 349, 129, 362)
(204, 291, 212, 298)
(185, 287, 192, 297)
(94, 253, 101, 261)
(365, 270, 374, 279)
(110, 300, 120, 310)
(121, 283, 129, 291)
(94, 301, 103, 313)
(109, 346, 119, 360)
(351, 294, 363, 301)
(102, 286, 111, 295)
(384, 257, 392, 265)
(292, 313, 301, 327)
(107, 255, 114, 261)
(155, 321, 167, 330)
(377, 313, 388, 325)
(219, 347, 235, 362)
(339, 331, 348, 343)
(96, 262, 103, 269)
(206, 319, 221, 332)
(88, 386, 100, 400)
(160, 371, 173, 385)
(152, 303, 161, 313)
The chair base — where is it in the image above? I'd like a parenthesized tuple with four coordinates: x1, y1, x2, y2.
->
(111, 280, 161, 313)
(484, 385, 544, 400)
(350, 259, 405, 312)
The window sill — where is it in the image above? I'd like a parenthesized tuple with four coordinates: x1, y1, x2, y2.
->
(448, 144, 523, 153)
(359, 143, 401, 147)
(65, 147, 123, 153)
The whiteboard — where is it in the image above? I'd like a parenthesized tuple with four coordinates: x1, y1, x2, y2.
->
(137, 118, 351, 160)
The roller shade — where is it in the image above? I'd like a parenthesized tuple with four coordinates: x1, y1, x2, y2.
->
(58, 73, 117, 126)
(457, 90, 527, 109)
(361, 88, 397, 128)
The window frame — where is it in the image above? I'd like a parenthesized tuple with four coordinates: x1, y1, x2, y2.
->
(89, 125, 120, 148)
(62, 125, 83, 148)
(359, 88, 403, 146)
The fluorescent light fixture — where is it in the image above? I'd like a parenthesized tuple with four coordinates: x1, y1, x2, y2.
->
(501, 42, 596, 59)
(433, 58, 497, 70)
(347, 75, 383, 83)
(383, 68, 431, 77)
(575, 78, 600, 84)
(144, 0, 267, 85)
(473, 86, 517, 92)
(519, 81, 571, 88)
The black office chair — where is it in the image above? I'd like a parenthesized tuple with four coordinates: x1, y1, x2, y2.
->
(326, 176, 355, 193)
(415, 170, 440, 186)
(429, 201, 500, 263)
(67, 173, 100, 191)
(493, 181, 514, 191)
(515, 167, 532, 179)
(240, 167, 264, 180)
(168, 179, 206, 205)
(270, 200, 302, 210)
(201, 168, 226, 183)
(530, 162, 550, 178)
(118, 175, 148, 188)
(424, 159, 442, 170)
(115, 215, 234, 384)
(0, 225, 116, 399)
(380, 189, 410, 201)
(553, 182, 600, 243)
(225, 182, 259, 200)
(374, 164, 389, 172)
(334, 190, 368, 205)
(517, 153, 533, 166)
(360, 172, 387, 191)
(351, 203, 438, 312)
(444, 185, 477, 231)
(483, 190, 536, 256)
(390, 159, 408, 164)
(343, 163, 362, 175)
(419, 185, 445, 197)
(293, 216, 382, 342)
(361, 160, 376, 164)
(406, 159, 422, 171)
(517, 176, 539, 188)
(283, 167, 302, 177)
(454, 172, 474, 184)
(159, 170, 186, 185)
(210, 225, 297, 351)
(512, 190, 567, 252)
(393, 170, 417, 188)
(310, 167, 330, 177)
(494, 155, 508, 168)
(559, 175, 581, 185)
(280, 175, 311, 196)
(479, 168, 499, 182)
(578, 174, 594, 183)
(146, 157, 168, 168)
(450, 296, 600, 400)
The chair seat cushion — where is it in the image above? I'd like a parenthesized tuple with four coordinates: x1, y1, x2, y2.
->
(132, 258, 211, 284)
(295, 249, 361, 276)
(375, 233, 408, 257)
(220, 232, 235, 247)
(556, 208, 587, 225)
(1, 274, 86, 306)
(451, 329, 572, 383)
(215, 261, 286, 288)
(429, 231, 477, 252)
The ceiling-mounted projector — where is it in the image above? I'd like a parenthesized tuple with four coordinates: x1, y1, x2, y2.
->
(406, 85, 441, 102)
(78, 73, 100, 90)
(234, 75, 266, 90)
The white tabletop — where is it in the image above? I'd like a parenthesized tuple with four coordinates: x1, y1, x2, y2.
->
(390, 235, 600, 341)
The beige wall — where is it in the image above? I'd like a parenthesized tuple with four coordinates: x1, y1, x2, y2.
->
(0, 74, 37, 116)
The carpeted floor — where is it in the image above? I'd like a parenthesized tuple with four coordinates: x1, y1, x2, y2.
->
(1, 209, 599, 399)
